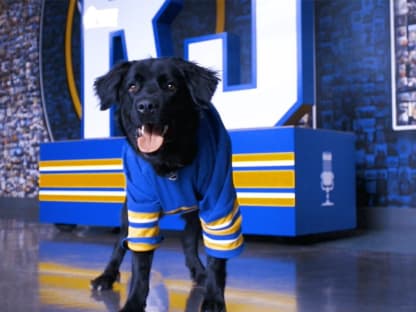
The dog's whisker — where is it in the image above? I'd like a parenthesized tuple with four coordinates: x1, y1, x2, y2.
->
(162, 125, 169, 136)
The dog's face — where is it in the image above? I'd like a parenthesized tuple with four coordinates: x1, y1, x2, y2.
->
(94, 57, 219, 176)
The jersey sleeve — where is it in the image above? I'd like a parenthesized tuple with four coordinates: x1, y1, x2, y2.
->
(198, 107, 244, 259)
(122, 143, 163, 252)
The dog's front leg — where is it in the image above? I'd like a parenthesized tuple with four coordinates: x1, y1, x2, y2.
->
(91, 203, 128, 291)
(181, 210, 206, 286)
(120, 250, 154, 312)
(202, 256, 227, 312)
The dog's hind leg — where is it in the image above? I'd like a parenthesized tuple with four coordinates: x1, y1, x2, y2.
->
(91, 202, 128, 291)
(181, 210, 206, 286)
(202, 256, 227, 312)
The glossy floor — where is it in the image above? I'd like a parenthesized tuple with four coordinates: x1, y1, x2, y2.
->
(1, 218, 416, 312)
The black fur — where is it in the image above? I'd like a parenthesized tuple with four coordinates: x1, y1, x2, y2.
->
(90, 57, 227, 312)
(94, 57, 218, 176)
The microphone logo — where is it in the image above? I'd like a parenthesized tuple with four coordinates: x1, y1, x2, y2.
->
(321, 151, 334, 206)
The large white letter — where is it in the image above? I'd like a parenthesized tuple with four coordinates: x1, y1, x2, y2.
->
(186, 0, 299, 129)
(82, 0, 166, 138)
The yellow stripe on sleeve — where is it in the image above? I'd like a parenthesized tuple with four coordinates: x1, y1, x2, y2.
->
(202, 233, 244, 251)
(202, 215, 242, 236)
(127, 210, 160, 223)
(126, 241, 160, 252)
(128, 226, 160, 239)
(201, 201, 239, 230)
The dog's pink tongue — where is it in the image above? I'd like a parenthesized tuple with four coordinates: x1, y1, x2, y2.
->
(137, 125, 164, 153)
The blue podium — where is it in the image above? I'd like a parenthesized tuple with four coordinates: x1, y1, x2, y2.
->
(39, 127, 356, 236)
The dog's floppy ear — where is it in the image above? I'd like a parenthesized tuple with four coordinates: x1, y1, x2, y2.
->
(173, 58, 220, 108)
(94, 61, 132, 110)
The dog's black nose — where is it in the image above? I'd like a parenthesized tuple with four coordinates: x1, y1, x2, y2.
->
(136, 101, 159, 114)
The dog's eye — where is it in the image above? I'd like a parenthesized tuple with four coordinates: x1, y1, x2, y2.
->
(128, 84, 139, 93)
(166, 82, 176, 92)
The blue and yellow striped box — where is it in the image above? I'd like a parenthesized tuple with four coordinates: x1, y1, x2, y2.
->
(39, 127, 356, 236)
(230, 127, 356, 236)
(39, 138, 126, 227)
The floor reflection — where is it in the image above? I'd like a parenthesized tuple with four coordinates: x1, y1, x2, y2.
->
(37, 239, 293, 312)
(2, 218, 416, 311)
(33, 224, 294, 312)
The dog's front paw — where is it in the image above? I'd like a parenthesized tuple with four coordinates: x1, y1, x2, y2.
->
(201, 288, 227, 312)
(90, 271, 120, 291)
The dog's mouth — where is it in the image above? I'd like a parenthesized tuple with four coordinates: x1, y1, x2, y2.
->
(137, 124, 169, 153)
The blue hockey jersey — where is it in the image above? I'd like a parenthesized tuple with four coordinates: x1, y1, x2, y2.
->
(122, 104, 244, 259)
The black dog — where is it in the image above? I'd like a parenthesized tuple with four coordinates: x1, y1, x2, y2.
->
(91, 57, 244, 312)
